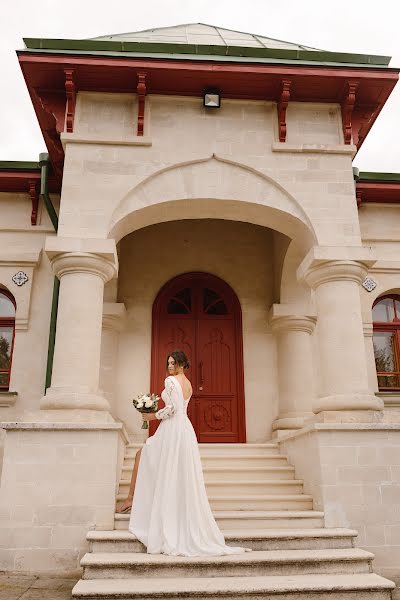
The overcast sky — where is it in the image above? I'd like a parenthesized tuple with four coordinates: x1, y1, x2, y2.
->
(1, 0, 400, 172)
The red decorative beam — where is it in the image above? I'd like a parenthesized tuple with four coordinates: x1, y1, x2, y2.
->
(341, 80, 359, 144)
(136, 71, 147, 136)
(64, 69, 76, 133)
(277, 79, 292, 142)
(29, 179, 39, 225)
(356, 180, 400, 204)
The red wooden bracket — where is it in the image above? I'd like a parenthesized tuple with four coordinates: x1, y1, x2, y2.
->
(341, 80, 359, 144)
(136, 72, 147, 136)
(64, 69, 76, 133)
(277, 79, 292, 142)
(29, 179, 39, 225)
(356, 189, 363, 208)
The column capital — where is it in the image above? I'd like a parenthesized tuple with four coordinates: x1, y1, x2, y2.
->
(297, 246, 376, 289)
(45, 237, 118, 283)
(102, 302, 127, 332)
(270, 304, 316, 334)
(50, 252, 116, 283)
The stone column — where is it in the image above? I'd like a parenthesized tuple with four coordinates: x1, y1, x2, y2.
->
(100, 302, 127, 416)
(270, 304, 316, 434)
(41, 238, 118, 412)
(298, 247, 382, 413)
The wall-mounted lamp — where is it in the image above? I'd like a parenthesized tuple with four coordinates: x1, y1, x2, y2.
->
(203, 88, 221, 108)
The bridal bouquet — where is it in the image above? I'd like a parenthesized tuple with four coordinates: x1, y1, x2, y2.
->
(133, 393, 160, 429)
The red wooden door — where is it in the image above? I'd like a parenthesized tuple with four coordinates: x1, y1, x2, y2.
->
(150, 273, 246, 442)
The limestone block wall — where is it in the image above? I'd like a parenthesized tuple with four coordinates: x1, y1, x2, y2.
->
(59, 93, 361, 250)
(281, 423, 400, 585)
(116, 219, 278, 442)
(0, 424, 123, 574)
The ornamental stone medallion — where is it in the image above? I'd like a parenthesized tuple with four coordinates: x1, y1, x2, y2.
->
(362, 277, 377, 292)
(12, 271, 29, 286)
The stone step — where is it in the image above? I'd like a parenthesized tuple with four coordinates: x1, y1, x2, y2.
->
(87, 528, 358, 554)
(209, 494, 313, 511)
(123, 453, 290, 469)
(120, 465, 297, 481)
(203, 465, 296, 481)
(125, 442, 280, 456)
(80, 548, 374, 580)
(118, 479, 304, 495)
(72, 573, 395, 599)
(115, 491, 313, 511)
(114, 510, 325, 531)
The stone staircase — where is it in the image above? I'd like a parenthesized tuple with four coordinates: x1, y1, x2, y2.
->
(72, 442, 395, 599)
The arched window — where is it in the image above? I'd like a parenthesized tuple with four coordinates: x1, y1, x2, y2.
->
(372, 295, 400, 390)
(0, 289, 16, 390)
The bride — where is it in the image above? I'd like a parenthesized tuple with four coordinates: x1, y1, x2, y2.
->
(118, 350, 250, 556)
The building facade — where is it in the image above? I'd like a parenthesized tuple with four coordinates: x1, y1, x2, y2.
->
(0, 24, 400, 593)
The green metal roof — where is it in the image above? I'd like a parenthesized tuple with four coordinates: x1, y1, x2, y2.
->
(359, 172, 400, 182)
(91, 23, 324, 51)
(22, 22, 392, 68)
(0, 161, 40, 171)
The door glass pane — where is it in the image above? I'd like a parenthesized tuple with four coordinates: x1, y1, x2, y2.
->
(203, 288, 228, 315)
(167, 288, 191, 314)
(373, 330, 400, 388)
(395, 300, 400, 321)
(0, 327, 13, 370)
(372, 298, 395, 322)
(0, 293, 15, 317)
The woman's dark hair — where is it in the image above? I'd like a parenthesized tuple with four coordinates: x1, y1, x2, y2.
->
(166, 350, 190, 370)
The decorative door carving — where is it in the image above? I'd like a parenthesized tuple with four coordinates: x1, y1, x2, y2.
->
(150, 273, 245, 442)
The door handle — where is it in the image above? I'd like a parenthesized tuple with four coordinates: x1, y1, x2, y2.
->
(199, 361, 204, 390)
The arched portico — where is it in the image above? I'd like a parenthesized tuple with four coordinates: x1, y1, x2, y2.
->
(108, 155, 316, 251)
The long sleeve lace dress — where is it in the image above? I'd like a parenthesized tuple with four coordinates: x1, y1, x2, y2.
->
(128, 375, 251, 556)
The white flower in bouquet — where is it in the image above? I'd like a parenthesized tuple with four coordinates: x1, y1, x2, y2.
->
(132, 393, 160, 429)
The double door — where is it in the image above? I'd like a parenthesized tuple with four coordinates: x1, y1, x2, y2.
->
(150, 273, 245, 443)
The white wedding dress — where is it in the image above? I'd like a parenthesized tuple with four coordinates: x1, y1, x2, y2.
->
(128, 374, 251, 556)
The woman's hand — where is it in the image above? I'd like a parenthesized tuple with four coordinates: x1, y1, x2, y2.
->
(142, 412, 157, 422)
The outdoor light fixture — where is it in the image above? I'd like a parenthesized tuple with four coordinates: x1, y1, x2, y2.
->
(203, 89, 221, 108)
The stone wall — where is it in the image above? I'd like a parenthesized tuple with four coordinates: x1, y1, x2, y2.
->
(281, 422, 400, 585)
(0, 424, 123, 574)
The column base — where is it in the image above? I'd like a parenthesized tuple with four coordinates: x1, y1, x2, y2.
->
(272, 412, 314, 431)
(307, 409, 385, 425)
(313, 392, 383, 414)
(40, 387, 111, 412)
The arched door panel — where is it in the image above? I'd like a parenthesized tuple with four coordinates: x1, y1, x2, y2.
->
(151, 273, 245, 442)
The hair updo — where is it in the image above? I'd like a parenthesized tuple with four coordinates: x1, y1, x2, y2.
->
(166, 350, 190, 370)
